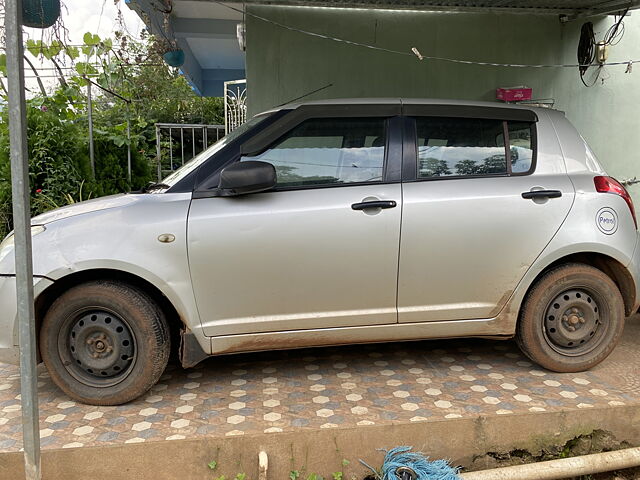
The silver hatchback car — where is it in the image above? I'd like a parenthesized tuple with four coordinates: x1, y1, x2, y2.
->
(1, 99, 639, 405)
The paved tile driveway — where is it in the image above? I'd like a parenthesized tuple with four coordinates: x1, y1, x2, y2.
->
(0, 316, 638, 452)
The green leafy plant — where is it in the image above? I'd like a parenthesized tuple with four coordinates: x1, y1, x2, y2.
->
(207, 460, 218, 471)
(290, 470, 301, 480)
(0, 29, 226, 240)
(63, 180, 92, 205)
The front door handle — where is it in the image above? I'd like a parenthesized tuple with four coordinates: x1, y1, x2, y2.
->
(351, 200, 397, 210)
(521, 190, 562, 200)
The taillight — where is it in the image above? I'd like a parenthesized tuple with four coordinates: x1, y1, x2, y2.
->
(594, 176, 637, 229)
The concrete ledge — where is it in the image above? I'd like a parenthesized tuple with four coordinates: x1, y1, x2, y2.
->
(3, 404, 639, 480)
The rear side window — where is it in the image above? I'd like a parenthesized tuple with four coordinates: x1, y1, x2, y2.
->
(508, 121, 534, 173)
(241, 117, 386, 188)
(415, 117, 534, 179)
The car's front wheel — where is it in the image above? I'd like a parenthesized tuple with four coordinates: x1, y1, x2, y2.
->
(40, 280, 170, 405)
(516, 263, 625, 372)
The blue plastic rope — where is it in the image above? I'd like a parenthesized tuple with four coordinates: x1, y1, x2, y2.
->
(362, 446, 461, 480)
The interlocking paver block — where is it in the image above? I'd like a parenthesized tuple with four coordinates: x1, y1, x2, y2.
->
(0, 319, 637, 453)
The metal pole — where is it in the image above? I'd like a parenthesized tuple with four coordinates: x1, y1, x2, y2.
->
(155, 125, 162, 182)
(87, 80, 95, 179)
(5, 1, 41, 479)
(192, 127, 196, 160)
(126, 105, 132, 183)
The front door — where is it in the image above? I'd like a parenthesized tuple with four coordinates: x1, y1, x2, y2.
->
(188, 115, 403, 336)
(398, 113, 574, 323)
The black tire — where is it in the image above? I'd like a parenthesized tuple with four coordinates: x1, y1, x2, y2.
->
(40, 280, 170, 405)
(516, 263, 625, 373)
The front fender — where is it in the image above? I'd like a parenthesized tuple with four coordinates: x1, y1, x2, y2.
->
(3, 193, 209, 352)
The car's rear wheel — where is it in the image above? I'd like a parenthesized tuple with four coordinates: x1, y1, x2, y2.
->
(40, 281, 170, 405)
(516, 263, 625, 372)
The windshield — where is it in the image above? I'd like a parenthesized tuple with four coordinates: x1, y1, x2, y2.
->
(159, 114, 273, 188)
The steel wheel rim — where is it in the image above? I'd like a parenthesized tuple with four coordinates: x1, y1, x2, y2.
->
(57, 308, 137, 388)
(542, 287, 607, 356)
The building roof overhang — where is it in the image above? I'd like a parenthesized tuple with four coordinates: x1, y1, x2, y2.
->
(223, 0, 639, 16)
(126, 0, 639, 97)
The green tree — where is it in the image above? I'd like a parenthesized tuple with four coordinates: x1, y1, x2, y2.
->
(0, 30, 226, 239)
(454, 159, 481, 175)
(419, 157, 451, 177)
(479, 154, 506, 174)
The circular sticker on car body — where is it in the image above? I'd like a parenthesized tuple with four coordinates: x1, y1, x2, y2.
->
(596, 207, 618, 235)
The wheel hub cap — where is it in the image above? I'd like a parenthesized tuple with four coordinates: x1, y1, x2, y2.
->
(68, 311, 135, 380)
(545, 289, 600, 350)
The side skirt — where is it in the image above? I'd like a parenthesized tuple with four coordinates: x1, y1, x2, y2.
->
(208, 316, 516, 357)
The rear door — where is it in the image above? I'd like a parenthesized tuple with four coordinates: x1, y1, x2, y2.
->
(397, 106, 574, 323)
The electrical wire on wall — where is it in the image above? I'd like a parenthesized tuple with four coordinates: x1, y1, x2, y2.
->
(577, 22, 597, 86)
(604, 8, 628, 45)
(578, 9, 628, 87)
(214, 2, 640, 76)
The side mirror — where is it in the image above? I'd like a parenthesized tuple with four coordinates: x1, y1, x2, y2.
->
(218, 161, 277, 196)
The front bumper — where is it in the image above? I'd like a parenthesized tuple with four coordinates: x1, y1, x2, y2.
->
(0, 274, 54, 365)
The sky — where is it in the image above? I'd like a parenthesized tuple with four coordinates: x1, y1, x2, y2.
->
(21, 0, 144, 92)
(25, 0, 142, 45)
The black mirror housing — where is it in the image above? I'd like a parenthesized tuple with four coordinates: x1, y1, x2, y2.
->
(218, 161, 277, 196)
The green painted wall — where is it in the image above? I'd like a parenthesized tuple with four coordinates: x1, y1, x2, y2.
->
(246, 7, 640, 200)
(554, 18, 640, 200)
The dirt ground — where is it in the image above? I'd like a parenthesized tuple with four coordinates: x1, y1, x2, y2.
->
(467, 430, 640, 480)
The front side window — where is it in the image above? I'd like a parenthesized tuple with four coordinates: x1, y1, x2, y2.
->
(416, 117, 535, 179)
(162, 114, 273, 189)
(241, 117, 386, 188)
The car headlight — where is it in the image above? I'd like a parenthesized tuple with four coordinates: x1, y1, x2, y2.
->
(0, 225, 46, 252)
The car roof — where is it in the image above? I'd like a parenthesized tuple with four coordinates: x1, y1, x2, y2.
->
(261, 97, 562, 118)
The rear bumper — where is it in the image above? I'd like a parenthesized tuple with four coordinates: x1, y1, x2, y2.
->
(0, 274, 53, 365)
(629, 233, 640, 313)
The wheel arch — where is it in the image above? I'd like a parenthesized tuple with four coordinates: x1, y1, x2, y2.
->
(522, 252, 636, 317)
(34, 269, 185, 361)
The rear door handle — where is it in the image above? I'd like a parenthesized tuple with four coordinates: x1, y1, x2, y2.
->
(351, 200, 397, 210)
(521, 190, 562, 199)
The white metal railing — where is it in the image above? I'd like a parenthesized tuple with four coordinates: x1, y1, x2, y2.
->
(154, 123, 225, 181)
(224, 79, 247, 135)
